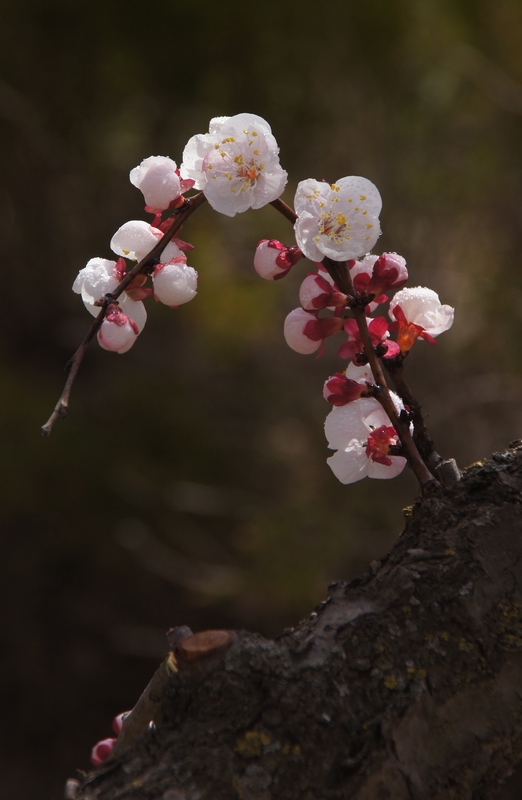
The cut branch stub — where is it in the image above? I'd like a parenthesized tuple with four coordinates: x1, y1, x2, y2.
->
(176, 630, 236, 661)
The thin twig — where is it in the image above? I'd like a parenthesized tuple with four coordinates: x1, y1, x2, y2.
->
(41, 193, 207, 436)
(383, 357, 442, 471)
(270, 197, 297, 225)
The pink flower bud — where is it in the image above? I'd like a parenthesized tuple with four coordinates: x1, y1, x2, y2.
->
(254, 240, 302, 280)
(367, 252, 408, 296)
(98, 304, 139, 354)
(153, 259, 198, 307)
(299, 272, 347, 311)
(112, 711, 130, 736)
(323, 373, 367, 405)
(284, 308, 343, 355)
(90, 737, 116, 767)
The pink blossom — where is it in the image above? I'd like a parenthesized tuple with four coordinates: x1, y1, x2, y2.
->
(254, 239, 302, 280)
(294, 176, 382, 262)
(299, 272, 347, 311)
(180, 113, 287, 217)
(90, 737, 116, 767)
(325, 396, 407, 484)
(130, 156, 185, 213)
(97, 304, 139, 354)
(323, 373, 367, 405)
(283, 308, 343, 355)
(389, 287, 454, 352)
(338, 317, 400, 363)
(351, 252, 408, 298)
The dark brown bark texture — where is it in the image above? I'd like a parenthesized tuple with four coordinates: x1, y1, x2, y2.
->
(78, 444, 522, 800)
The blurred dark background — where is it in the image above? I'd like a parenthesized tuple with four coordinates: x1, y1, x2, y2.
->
(1, 1, 522, 797)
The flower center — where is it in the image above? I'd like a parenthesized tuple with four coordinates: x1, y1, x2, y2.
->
(365, 425, 398, 466)
(319, 210, 351, 244)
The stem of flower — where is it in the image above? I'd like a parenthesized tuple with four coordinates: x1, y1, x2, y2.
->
(270, 197, 297, 225)
(41, 192, 207, 436)
(323, 257, 439, 493)
(383, 357, 442, 471)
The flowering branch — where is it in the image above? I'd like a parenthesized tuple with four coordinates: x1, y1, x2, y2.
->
(44, 111, 455, 497)
(41, 192, 206, 436)
(322, 257, 438, 492)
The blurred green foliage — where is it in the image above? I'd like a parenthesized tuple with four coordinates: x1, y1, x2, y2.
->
(1, 0, 522, 797)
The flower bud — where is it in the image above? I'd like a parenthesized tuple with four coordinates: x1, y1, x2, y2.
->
(112, 711, 131, 736)
(323, 373, 366, 405)
(110, 221, 163, 261)
(153, 260, 198, 307)
(299, 272, 347, 310)
(90, 737, 116, 767)
(130, 156, 182, 213)
(98, 305, 139, 354)
(283, 308, 343, 355)
(254, 240, 302, 280)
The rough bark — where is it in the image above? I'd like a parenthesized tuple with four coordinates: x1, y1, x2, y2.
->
(77, 444, 522, 800)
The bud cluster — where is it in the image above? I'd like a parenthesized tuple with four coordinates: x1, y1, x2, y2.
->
(250, 173, 454, 486)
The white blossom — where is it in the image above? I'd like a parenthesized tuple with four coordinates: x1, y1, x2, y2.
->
(325, 396, 407, 484)
(294, 176, 382, 262)
(129, 156, 181, 212)
(72, 257, 147, 332)
(180, 113, 287, 217)
(110, 221, 163, 262)
(389, 287, 454, 337)
(153, 261, 198, 307)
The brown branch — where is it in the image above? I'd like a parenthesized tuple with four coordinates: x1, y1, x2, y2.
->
(107, 653, 177, 763)
(41, 192, 207, 436)
(270, 197, 297, 225)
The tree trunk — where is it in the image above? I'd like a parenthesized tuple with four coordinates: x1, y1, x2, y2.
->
(76, 444, 522, 800)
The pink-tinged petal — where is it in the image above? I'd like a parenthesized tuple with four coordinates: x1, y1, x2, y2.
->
(368, 316, 389, 341)
(283, 308, 322, 354)
(112, 711, 131, 736)
(97, 305, 139, 354)
(323, 373, 365, 405)
(337, 340, 359, 360)
(119, 296, 147, 333)
(254, 240, 293, 280)
(381, 340, 401, 359)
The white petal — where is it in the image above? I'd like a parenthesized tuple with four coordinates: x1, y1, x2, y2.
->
(110, 221, 162, 261)
(119, 296, 147, 332)
(324, 400, 376, 449)
(327, 447, 370, 484)
(368, 456, 407, 480)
